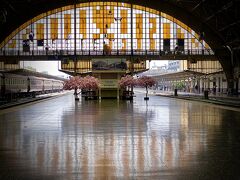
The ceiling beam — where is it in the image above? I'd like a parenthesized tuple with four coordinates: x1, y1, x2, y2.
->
(191, 0, 208, 12)
(2, 0, 16, 13)
(204, 1, 233, 22)
(219, 20, 240, 32)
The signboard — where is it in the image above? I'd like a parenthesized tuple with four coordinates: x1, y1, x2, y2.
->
(100, 79, 118, 88)
(92, 58, 127, 70)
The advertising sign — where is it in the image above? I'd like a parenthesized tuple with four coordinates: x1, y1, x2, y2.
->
(92, 58, 127, 70)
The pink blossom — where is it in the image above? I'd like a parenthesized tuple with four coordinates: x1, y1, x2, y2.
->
(137, 76, 156, 98)
(118, 75, 136, 89)
(137, 76, 156, 88)
(63, 75, 99, 91)
(82, 75, 100, 90)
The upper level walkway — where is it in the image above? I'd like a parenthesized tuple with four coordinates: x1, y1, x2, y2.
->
(0, 49, 215, 61)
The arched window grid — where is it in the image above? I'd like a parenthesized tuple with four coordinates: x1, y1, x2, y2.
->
(0, 2, 213, 56)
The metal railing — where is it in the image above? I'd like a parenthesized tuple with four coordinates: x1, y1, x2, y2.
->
(0, 49, 214, 56)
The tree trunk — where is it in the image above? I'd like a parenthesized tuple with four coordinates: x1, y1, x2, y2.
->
(74, 87, 79, 100)
(146, 86, 148, 98)
(74, 86, 77, 95)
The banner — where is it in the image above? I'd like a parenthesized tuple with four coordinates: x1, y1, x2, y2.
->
(92, 58, 127, 70)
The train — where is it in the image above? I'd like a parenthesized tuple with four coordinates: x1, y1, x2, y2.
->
(0, 72, 64, 100)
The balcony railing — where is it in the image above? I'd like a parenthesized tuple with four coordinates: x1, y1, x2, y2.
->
(0, 49, 214, 57)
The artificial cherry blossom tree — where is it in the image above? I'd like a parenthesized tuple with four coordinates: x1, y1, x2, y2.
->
(118, 75, 137, 99)
(63, 76, 83, 100)
(137, 76, 156, 100)
(82, 75, 100, 91)
(119, 75, 136, 90)
(64, 75, 99, 100)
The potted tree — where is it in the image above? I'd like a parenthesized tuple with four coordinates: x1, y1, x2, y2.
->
(119, 75, 136, 100)
(63, 76, 83, 100)
(82, 75, 99, 100)
(174, 81, 185, 96)
(137, 76, 156, 100)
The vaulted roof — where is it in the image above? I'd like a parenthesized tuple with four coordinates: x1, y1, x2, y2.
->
(0, 0, 239, 79)
(1, 0, 239, 50)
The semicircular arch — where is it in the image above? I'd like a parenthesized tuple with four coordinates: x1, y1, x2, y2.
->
(0, 1, 212, 55)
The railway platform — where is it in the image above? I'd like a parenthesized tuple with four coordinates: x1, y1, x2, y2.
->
(134, 88, 240, 108)
(0, 91, 70, 110)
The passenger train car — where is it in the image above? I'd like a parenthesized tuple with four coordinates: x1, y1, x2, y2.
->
(0, 72, 63, 100)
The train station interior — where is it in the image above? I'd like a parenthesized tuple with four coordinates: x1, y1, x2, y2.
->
(0, 0, 240, 179)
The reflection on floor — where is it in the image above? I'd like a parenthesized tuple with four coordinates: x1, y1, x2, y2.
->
(0, 93, 240, 179)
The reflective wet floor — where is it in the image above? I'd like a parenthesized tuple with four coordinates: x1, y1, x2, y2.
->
(0, 92, 240, 180)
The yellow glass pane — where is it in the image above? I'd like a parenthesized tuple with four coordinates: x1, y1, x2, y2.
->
(121, 10, 128, 34)
(150, 39, 155, 50)
(64, 14, 71, 39)
(137, 39, 142, 49)
(149, 18, 156, 39)
(36, 23, 44, 40)
(80, 10, 87, 39)
(51, 18, 58, 39)
(122, 39, 127, 50)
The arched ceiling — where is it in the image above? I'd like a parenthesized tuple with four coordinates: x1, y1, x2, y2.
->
(0, 0, 239, 51)
(0, 0, 239, 78)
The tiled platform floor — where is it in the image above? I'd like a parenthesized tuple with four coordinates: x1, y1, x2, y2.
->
(0, 92, 240, 179)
